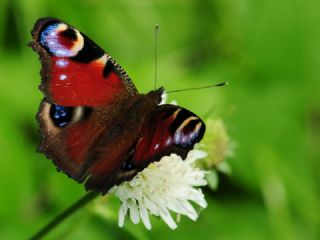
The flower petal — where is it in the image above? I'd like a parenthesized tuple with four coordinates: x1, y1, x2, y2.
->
(118, 202, 128, 227)
(139, 204, 152, 230)
(160, 207, 177, 229)
(128, 199, 140, 224)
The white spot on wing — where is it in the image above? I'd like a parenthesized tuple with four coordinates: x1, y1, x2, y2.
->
(56, 59, 69, 68)
(56, 49, 69, 56)
(165, 137, 172, 146)
(59, 74, 67, 80)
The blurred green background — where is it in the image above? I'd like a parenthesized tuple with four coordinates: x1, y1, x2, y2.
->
(0, 0, 319, 239)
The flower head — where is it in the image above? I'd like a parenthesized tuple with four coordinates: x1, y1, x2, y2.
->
(196, 118, 234, 190)
(201, 118, 230, 168)
(109, 149, 208, 229)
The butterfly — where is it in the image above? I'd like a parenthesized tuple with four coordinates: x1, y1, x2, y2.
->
(30, 17, 206, 194)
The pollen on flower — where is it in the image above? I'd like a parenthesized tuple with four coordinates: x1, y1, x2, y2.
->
(109, 149, 208, 230)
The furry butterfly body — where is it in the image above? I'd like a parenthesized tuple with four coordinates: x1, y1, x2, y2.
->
(30, 17, 205, 194)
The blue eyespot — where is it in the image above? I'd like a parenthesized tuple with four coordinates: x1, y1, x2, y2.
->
(40, 24, 59, 47)
(39, 23, 74, 57)
(49, 104, 73, 127)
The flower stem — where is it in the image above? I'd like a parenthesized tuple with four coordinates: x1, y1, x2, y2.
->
(29, 191, 99, 240)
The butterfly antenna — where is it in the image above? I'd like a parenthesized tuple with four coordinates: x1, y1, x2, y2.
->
(154, 24, 159, 90)
(166, 82, 229, 93)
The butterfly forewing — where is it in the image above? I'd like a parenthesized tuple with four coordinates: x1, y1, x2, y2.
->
(30, 17, 137, 106)
(132, 104, 206, 168)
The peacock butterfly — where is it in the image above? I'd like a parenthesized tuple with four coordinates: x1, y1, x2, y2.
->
(29, 17, 206, 194)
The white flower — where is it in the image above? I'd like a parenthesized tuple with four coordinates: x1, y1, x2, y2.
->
(109, 149, 208, 230)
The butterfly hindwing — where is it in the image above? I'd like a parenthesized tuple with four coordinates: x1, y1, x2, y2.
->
(37, 99, 123, 181)
(30, 17, 137, 106)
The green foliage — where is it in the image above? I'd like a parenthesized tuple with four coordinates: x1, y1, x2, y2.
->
(0, 0, 319, 239)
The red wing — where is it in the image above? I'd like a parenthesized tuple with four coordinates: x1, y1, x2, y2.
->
(37, 99, 142, 193)
(30, 17, 137, 106)
(132, 104, 206, 168)
(36, 93, 161, 194)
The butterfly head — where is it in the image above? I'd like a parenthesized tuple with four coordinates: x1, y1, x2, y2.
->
(147, 87, 165, 105)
